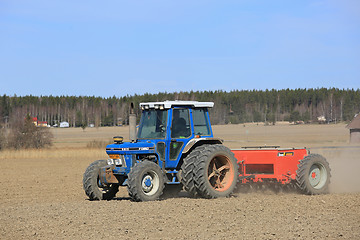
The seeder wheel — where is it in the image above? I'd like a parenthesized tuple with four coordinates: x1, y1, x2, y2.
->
(296, 154, 331, 195)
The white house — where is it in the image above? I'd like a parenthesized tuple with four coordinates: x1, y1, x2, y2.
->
(60, 122, 70, 128)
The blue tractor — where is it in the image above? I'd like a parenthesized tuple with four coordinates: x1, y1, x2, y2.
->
(83, 101, 238, 201)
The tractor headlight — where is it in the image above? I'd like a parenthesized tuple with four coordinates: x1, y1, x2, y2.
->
(114, 158, 122, 165)
(118, 155, 126, 166)
(107, 154, 125, 166)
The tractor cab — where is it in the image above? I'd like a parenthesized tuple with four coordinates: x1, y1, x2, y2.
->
(136, 101, 214, 168)
(104, 101, 221, 186)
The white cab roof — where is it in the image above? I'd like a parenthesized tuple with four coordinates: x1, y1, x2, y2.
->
(140, 100, 214, 109)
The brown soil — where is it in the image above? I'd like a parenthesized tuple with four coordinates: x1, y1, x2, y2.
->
(1, 124, 360, 239)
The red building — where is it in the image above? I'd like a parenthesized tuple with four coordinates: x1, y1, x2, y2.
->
(30, 117, 48, 127)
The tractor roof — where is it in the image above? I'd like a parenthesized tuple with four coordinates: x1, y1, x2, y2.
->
(140, 100, 214, 109)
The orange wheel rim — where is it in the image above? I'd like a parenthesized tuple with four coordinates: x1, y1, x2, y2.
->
(207, 155, 234, 192)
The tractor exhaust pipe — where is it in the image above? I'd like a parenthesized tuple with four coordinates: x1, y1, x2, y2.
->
(129, 102, 137, 142)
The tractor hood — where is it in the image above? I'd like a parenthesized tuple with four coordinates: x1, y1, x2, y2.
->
(106, 141, 156, 155)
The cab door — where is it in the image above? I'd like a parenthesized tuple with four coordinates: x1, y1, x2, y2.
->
(165, 107, 193, 168)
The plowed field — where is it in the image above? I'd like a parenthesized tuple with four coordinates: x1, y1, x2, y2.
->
(1, 123, 359, 239)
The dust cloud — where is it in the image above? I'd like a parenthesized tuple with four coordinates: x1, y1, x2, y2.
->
(315, 147, 360, 193)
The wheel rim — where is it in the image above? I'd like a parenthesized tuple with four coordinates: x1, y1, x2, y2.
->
(207, 155, 234, 192)
(308, 163, 327, 189)
(141, 170, 160, 196)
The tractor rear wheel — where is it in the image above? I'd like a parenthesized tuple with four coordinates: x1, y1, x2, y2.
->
(180, 145, 207, 197)
(83, 160, 119, 200)
(296, 154, 331, 195)
(193, 144, 238, 198)
(127, 161, 165, 201)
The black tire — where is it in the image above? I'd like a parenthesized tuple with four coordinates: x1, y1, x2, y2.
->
(296, 154, 331, 195)
(83, 160, 119, 200)
(127, 161, 165, 201)
(180, 145, 207, 197)
(193, 144, 238, 198)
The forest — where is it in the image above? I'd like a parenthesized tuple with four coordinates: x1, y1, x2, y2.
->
(0, 88, 359, 127)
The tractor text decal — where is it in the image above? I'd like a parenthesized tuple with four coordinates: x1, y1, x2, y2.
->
(278, 152, 294, 157)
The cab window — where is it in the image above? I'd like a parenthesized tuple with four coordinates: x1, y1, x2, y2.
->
(192, 108, 211, 136)
(171, 108, 191, 138)
(137, 109, 167, 139)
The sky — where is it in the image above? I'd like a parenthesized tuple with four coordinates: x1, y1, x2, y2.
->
(1, 0, 359, 97)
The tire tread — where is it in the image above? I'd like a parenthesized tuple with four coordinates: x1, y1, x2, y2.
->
(296, 154, 331, 195)
(83, 160, 119, 200)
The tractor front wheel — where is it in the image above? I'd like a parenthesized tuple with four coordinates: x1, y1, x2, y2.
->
(83, 160, 119, 200)
(296, 154, 331, 195)
(127, 161, 165, 201)
(193, 144, 238, 198)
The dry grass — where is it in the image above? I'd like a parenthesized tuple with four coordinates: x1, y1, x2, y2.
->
(0, 122, 355, 159)
(46, 122, 352, 149)
(213, 122, 350, 149)
(0, 148, 107, 160)
(50, 126, 129, 149)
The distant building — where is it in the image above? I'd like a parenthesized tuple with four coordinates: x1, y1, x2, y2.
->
(37, 121, 48, 127)
(31, 117, 38, 126)
(30, 117, 48, 127)
(346, 114, 360, 143)
(117, 117, 123, 126)
(317, 115, 326, 124)
(60, 122, 70, 128)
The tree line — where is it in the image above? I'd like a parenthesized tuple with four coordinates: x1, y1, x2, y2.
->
(1, 88, 359, 128)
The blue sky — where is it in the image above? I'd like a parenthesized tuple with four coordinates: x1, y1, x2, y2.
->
(1, 0, 359, 97)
